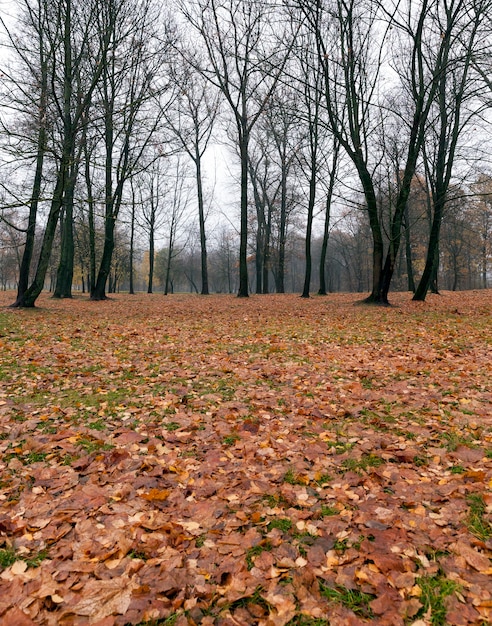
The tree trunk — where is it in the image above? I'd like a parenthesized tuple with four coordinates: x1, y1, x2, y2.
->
(414, 195, 445, 301)
(301, 161, 316, 298)
(129, 186, 136, 295)
(53, 162, 77, 298)
(13, 109, 46, 306)
(91, 215, 116, 300)
(238, 129, 249, 297)
(403, 206, 416, 292)
(12, 159, 68, 307)
(262, 202, 272, 294)
(195, 155, 209, 295)
(147, 221, 155, 294)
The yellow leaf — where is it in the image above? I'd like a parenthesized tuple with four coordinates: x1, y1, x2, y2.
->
(140, 489, 170, 502)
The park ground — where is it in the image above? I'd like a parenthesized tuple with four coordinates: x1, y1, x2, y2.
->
(0, 290, 491, 625)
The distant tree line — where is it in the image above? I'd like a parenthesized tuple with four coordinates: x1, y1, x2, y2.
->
(0, 0, 491, 306)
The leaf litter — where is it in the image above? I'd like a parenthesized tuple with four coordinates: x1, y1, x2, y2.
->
(0, 290, 491, 625)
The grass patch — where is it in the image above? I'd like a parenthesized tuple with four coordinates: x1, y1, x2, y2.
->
(0, 547, 17, 569)
(314, 473, 333, 486)
(466, 493, 492, 541)
(227, 586, 270, 613)
(319, 583, 374, 619)
(0, 547, 49, 570)
(414, 574, 460, 626)
(441, 431, 476, 452)
(133, 613, 181, 626)
(24, 549, 49, 568)
(24, 451, 48, 464)
(77, 438, 114, 454)
(286, 617, 329, 626)
(246, 542, 272, 570)
(319, 505, 339, 517)
(283, 468, 308, 485)
(222, 433, 240, 446)
(341, 453, 384, 473)
(162, 422, 180, 431)
(267, 518, 292, 533)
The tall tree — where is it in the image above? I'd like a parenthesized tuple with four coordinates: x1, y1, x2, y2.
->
(91, 0, 169, 301)
(297, 0, 480, 304)
(0, 0, 52, 304)
(8, 0, 113, 307)
(180, 0, 294, 297)
(414, 0, 490, 300)
(165, 62, 219, 295)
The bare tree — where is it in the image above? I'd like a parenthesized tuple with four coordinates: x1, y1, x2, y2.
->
(179, 0, 295, 297)
(90, 0, 171, 300)
(0, 0, 53, 304)
(413, 0, 488, 300)
(295, 0, 485, 304)
(6, 0, 113, 307)
(165, 61, 219, 294)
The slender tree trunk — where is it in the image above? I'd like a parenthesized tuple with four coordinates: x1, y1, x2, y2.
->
(12, 0, 74, 308)
(262, 203, 272, 294)
(301, 162, 317, 298)
(82, 119, 96, 294)
(147, 220, 155, 293)
(195, 155, 209, 295)
(129, 185, 136, 295)
(277, 165, 288, 294)
(238, 129, 249, 297)
(12, 159, 68, 307)
(403, 206, 416, 292)
(318, 193, 331, 296)
(14, 112, 47, 306)
(12, 6, 49, 306)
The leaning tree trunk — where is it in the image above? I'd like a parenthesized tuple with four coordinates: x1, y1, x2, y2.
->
(91, 215, 116, 300)
(12, 158, 68, 307)
(414, 193, 445, 301)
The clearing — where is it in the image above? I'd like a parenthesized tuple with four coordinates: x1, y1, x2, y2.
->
(0, 291, 491, 625)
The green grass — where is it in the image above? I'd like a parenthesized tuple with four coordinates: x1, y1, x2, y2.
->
(24, 451, 48, 464)
(222, 433, 240, 446)
(246, 542, 272, 570)
(441, 431, 476, 452)
(227, 586, 270, 613)
(267, 518, 292, 532)
(77, 438, 114, 454)
(341, 453, 384, 473)
(286, 617, 329, 626)
(283, 468, 307, 485)
(319, 505, 339, 517)
(314, 473, 333, 486)
(0, 547, 49, 570)
(319, 583, 374, 619)
(132, 613, 181, 626)
(414, 574, 460, 626)
(24, 549, 49, 568)
(162, 422, 180, 431)
(467, 493, 492, 541)
(0, 547, 17, 569)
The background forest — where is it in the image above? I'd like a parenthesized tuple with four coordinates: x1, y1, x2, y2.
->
(1, 0, 492, 304)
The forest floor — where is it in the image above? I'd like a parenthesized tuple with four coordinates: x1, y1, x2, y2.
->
(0, 290, 491, 626)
